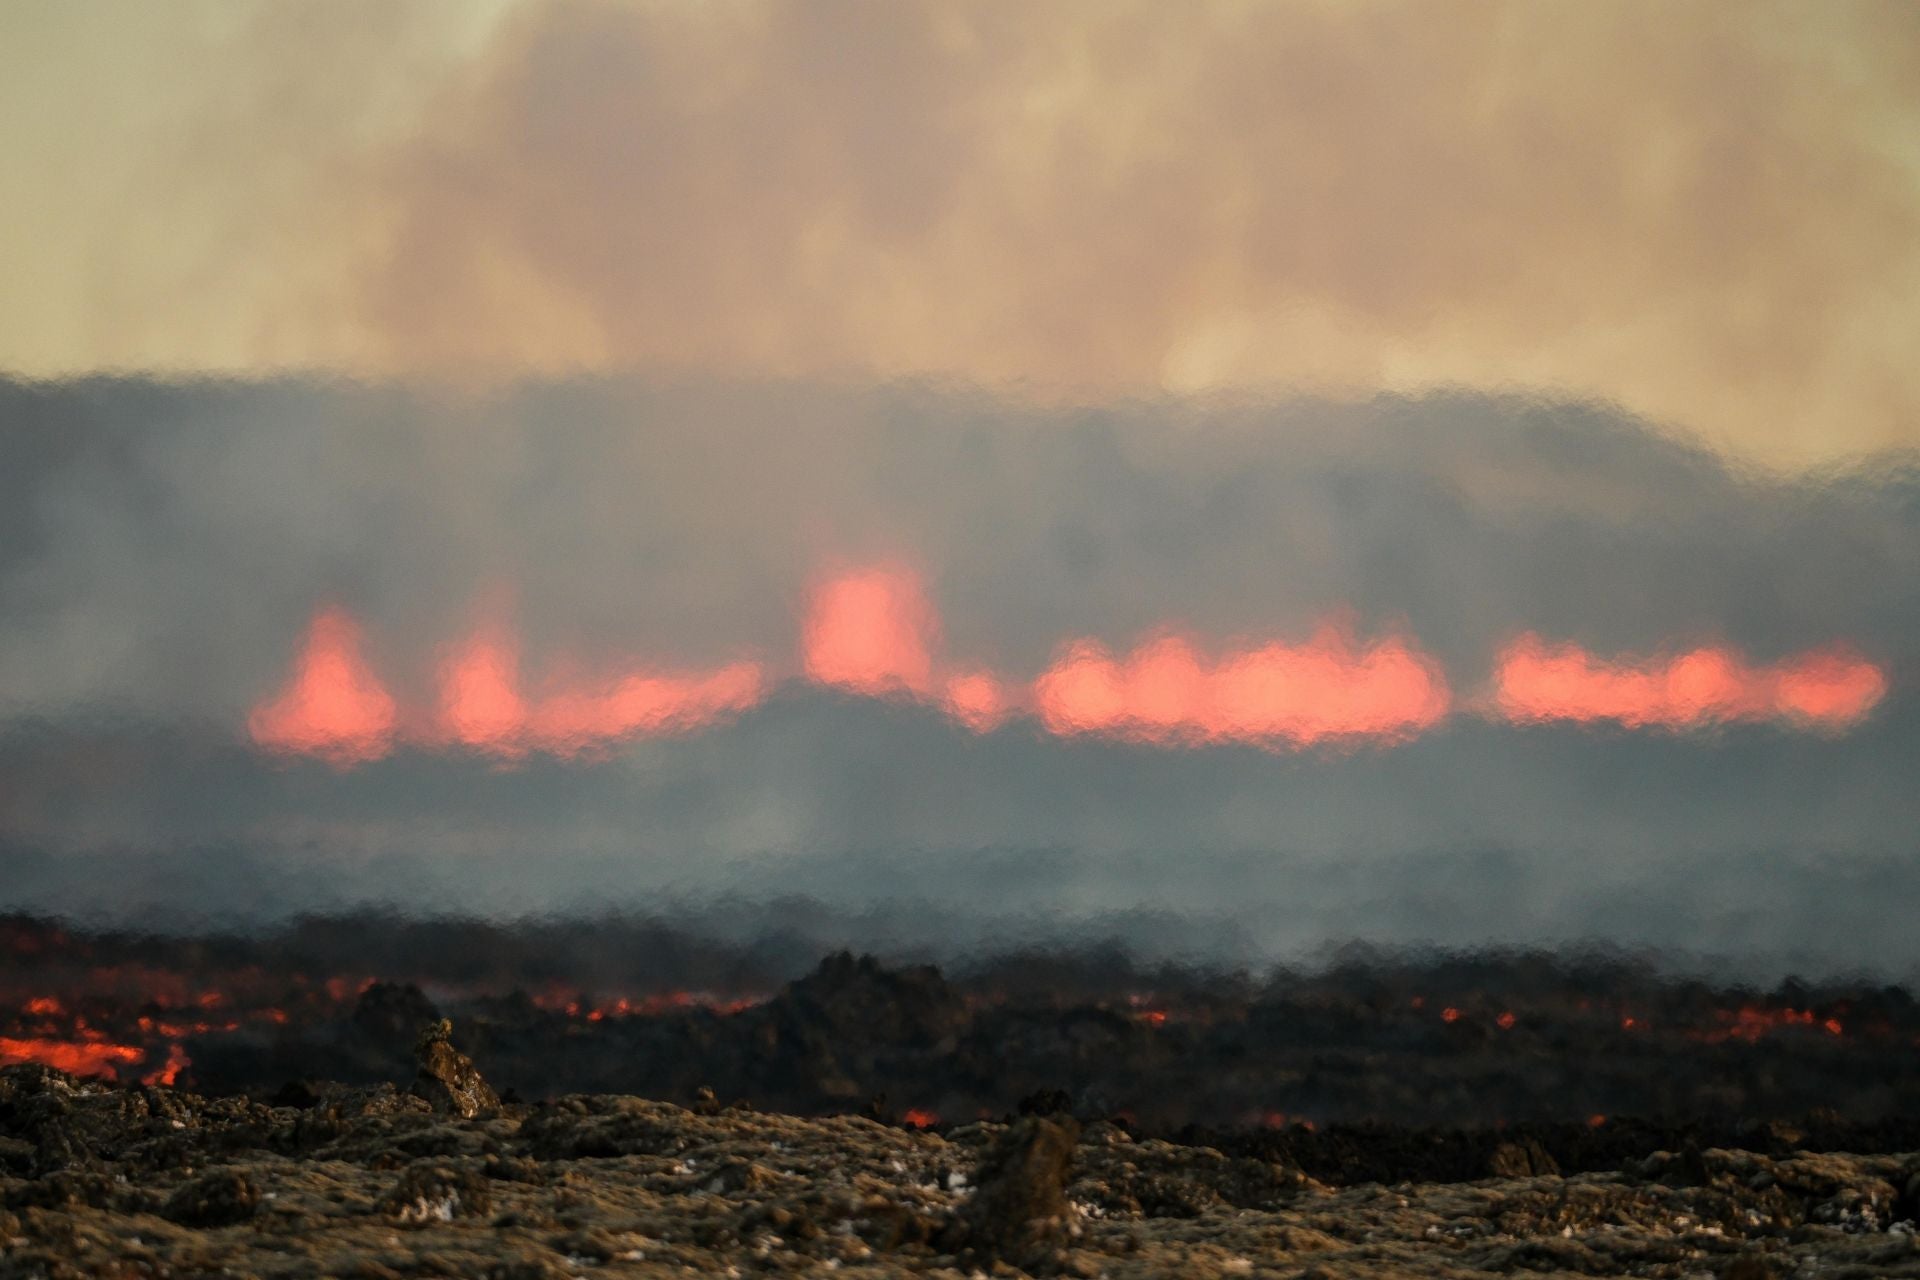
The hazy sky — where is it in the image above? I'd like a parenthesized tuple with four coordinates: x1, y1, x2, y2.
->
(5, 0, 1919, 469)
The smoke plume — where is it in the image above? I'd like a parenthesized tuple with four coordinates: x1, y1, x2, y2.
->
(2, 374, 1917, 974)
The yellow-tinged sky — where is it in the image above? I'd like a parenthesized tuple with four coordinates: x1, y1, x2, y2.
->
(3, 0, 1918, 469)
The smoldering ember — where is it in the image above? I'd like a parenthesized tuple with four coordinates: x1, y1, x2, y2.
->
(6, 913, 1920, 1277)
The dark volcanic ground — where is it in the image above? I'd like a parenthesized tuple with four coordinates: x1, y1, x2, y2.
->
(5, 914, 1920, 1134)
(4, 1056, 1920, 1280)
(9, 918, 1920, 1276)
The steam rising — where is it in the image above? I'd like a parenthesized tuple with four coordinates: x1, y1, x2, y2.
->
(8, 5, 1920, 993)
(2, 374, 1918, 972)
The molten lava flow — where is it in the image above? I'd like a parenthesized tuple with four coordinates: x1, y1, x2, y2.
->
(1772, 649, 1890, 726)
(250, 610, 767, 761)
(1493, 635, 1887, 730)
(802, 566, 937, 696)
(940, 669, 1012, 732)
(0, 1036, 145, 1077)
(1033, 626, 1450, 748)
(434, 627, 768, 757)
(438, 629, 528, 753)
(248, 572, 1890, 766)
(248, 608, 398, 764)
(141, 1042, 190, 1086)
(1691, 1006, 1846, 1045)
(528, 662, 766, 756)
(902, 1108, 939, 1128)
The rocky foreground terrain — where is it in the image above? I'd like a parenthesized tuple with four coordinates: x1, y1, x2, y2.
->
(6, 1035, 1920, 1280)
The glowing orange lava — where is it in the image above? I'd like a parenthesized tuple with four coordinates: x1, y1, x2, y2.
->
(251, 612, 764, 761)
(1494, 635, 1886, 730)
(1033, 626, 1451, 748)
(528, 663, 766, 755)
(141, 1042, 190, 1086)
(248, 571, 1890, 766)
(0, 1035, 144, 1078)
(439, 629, 529, 753)
(940, 669, 1012, 732)
(433, 629, 762, 757)
(247, 608, 398, 764)
(1691, 1006, 1847, 1044)
(1772, 651, 1891, 726)
(802, 567, 937, 696)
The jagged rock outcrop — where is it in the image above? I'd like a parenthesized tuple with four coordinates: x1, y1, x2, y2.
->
(410, 1019, 498, 1118)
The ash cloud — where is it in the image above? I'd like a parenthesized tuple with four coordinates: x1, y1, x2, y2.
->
(9, 2, 1920, 467)
(1, 375, 1918, 973)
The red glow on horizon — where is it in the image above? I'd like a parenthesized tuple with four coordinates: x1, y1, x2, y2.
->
(1033, 626, 1451, 748)
(1494, 634, 1886, 730)
(803, 567, 938, 696)
(247, 608, 398, 764)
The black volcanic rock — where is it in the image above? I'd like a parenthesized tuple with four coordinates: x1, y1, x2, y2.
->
(411, 1020, 499, 1119)
(959, 1114, 1081, 1269)
(5, 1063, 1920, 1277)
(1487, 1136, 1560, 1179)
(162, 1168, 260, 1227)
(352, 981, 441, 1050)
(774, 951, 967, 1048)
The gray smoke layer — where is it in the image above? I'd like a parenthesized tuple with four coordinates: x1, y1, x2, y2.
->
(1, 375, 1916, 974)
